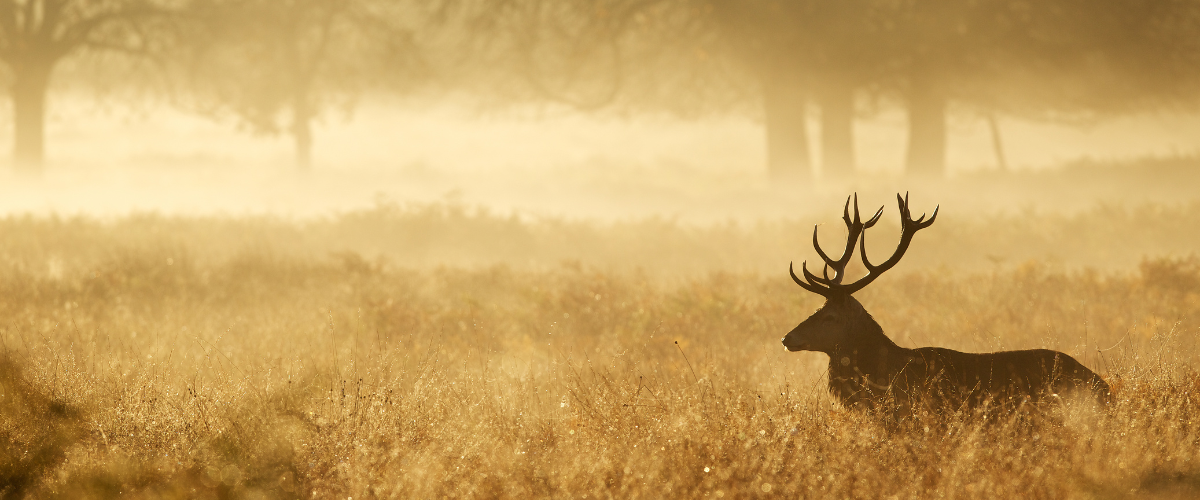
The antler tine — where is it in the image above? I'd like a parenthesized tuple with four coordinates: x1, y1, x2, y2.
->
(818, 195, 856, 272)
(812, 197, 864, 280)
(811, 224, 835, 265)
(803, 262, 834, 286)
(917, 205, 940, 228)
(864, 205, 885, 228)
(899, 191, 938, 228)
(789, 262, 818, 292)
(813, 193, 875, 285)
(840, 193, 939, 295)
(830, 194, 865, 282)
(859, 227, 877, 269)
(790, 262, 831, 296)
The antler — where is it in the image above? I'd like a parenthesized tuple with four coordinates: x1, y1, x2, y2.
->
(790, 194, 883, 296)
(790, 192, 937, 297)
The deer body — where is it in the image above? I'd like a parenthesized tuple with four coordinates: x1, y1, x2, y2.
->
(784, 195, 1110, 414)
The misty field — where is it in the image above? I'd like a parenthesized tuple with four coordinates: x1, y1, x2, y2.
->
(1, 204, 1199, 498)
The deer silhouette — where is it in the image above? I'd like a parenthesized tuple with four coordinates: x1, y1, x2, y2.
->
(782, 194, 1111, 416)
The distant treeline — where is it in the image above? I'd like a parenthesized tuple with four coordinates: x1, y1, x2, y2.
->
(2, 196, 1198, 278)
(1, 0, 1197, 178)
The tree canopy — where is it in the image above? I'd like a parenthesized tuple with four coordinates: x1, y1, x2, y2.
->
(7, 0, 1200, 177)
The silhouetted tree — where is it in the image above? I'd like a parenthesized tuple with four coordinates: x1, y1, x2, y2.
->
(706, 0, 814, 180)
(881, 0, 1198, 177)
(470, 0, 894, 181)
(0, 0, 173, 174)
(457, 1, 738, 114)
(753, 0, 888, 178)
(182, 0, 431, 171)
(457, 0, 1200, 180)
(881, 0, 990, 177)
(1011, 0, 1200, 118)
(686, 0, 885, 179)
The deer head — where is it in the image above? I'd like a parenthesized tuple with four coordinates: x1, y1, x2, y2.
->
(782, 193, 937, 354)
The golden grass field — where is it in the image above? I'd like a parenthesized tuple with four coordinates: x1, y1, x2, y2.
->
(1, 202, 1198, 498)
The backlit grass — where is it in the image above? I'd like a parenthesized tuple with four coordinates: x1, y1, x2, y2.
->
(1, 210, 1198, 498)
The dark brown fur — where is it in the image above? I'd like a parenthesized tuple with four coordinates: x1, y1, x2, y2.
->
(783, 296, 1111, 414)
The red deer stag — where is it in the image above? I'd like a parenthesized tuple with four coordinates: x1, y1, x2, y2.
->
(782, 194, 1110, 416)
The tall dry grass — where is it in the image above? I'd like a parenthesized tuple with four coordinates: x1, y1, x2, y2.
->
(0, 209, 1197, 498)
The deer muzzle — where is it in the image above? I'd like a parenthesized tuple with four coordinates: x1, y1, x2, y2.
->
(781, 335, 808, 352)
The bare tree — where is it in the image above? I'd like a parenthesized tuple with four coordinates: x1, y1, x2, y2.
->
(0, 0, 172, 173)
(704, 0, 813, 180)
(787, 0, 884, 178)
(881, 0, 991, 177)
(469, 0, 889, 181)
(881, 0, 1197, 177)
(181, 0, 431, 171)
(451, 0, 1200, 180)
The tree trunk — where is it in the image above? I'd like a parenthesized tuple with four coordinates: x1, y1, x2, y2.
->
(12, 63, 53, 174)
(762, 77, 810, 181)
(292, 96, 313, 172)
(904, 82, 947, 177)
(817, 80, 855, 179)
(986, 112, 1007, 171)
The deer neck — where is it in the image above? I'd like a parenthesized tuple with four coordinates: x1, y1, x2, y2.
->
(827, 309, 908, 379)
